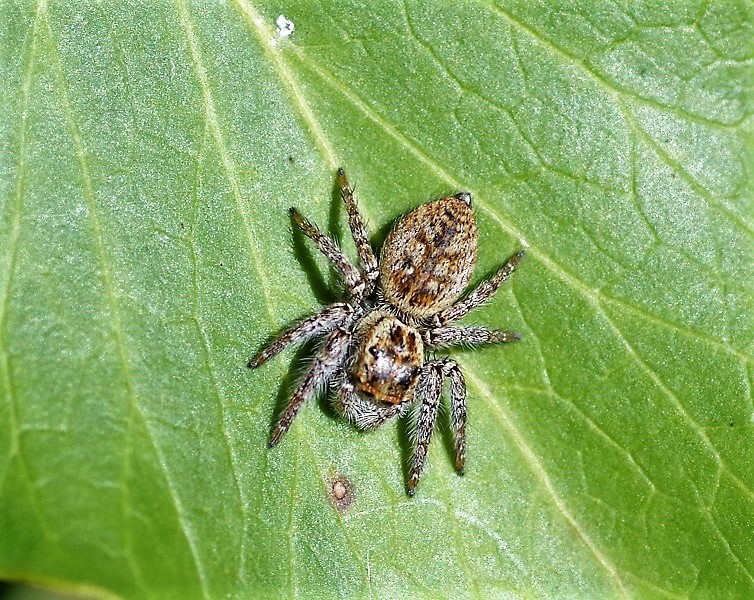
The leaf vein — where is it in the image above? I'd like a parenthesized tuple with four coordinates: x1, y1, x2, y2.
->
(482, 0, 748, 130)
(47, 11, 210, 596)
(233, 0, 339, 171)
(462, 367, 631, 597)
(0, 0, 57, 543)
(620, 100, 754, 236)
(186, 132, 249, 582)
(592, 299, 754, 505)
(175, 0, 276, 324)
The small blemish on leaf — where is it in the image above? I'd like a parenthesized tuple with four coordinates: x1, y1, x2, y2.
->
(276, 15, 294, 38)
(328, 474, 355, 512)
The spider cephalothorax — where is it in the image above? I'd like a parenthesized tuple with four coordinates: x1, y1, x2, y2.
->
(249, 169, 524, 495)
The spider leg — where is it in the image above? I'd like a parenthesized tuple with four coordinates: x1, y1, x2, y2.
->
(290, 208, 367, 298)
(334, 379, 407, 429)
(407, 360, 444, 496)
(436, 250, 525, 325)
(248, 303, 353, 369)
(426, 326, 521, 349)
(445, 360, 467, 475)
(337, 169, 379, 292)
(268, 328, 352, 447)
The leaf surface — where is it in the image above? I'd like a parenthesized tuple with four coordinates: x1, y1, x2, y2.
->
(1, 0, 753, 598)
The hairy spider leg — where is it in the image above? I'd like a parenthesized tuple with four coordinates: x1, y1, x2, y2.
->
(407, 358, 467, 495)
(447, 363, 467, 475)
(426, 326, 521, 348)
(268, 328, 352, 447)
(248, 303, 353, 369)
(289, 208, 367, 299)
(437, 250, 525, 326)
(407, 360, 441, 495)
(337, 168, 379, 292)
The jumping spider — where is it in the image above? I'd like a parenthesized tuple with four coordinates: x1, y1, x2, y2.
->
(249, 169, 524, 495)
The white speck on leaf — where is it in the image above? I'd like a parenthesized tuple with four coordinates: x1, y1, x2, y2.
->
(276, 15, 294, 38)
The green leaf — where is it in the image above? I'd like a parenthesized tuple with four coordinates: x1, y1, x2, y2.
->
(1, 0, 753, 597)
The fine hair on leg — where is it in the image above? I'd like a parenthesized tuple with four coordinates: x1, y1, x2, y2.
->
(426, 326, 521, 349)
(248, 303, 353, 369)
(445, 360, 467, 474)
(290, 208, 367, 298)
(437, 250, 525, 325)
(337, 169, 379, 290)
(407, 361, 444, 495)
(269, 328, 352, 447)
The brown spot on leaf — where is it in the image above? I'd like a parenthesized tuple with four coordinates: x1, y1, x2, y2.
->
(328, 474, 356, 512)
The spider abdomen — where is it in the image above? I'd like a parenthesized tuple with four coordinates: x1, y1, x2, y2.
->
(380, 194, 478, 318)
(352, 314, 424, 405)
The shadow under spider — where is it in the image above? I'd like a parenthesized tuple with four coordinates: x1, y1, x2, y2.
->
(396, 410, 414, 487)
(295, 175, 355, 303)
(289, 219, 338, 306)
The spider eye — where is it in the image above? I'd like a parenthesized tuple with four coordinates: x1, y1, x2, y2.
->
(368, 346, 381, 358)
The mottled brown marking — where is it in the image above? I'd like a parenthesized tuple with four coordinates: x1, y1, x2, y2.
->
(406, 331, 418, 355)
(380, 197, 477, 318)
(352, 312, 424, 404)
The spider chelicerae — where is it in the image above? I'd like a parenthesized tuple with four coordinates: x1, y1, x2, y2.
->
(249, 169, 524, 495)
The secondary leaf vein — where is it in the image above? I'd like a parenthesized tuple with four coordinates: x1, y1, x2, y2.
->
(47, 11, 210, 597)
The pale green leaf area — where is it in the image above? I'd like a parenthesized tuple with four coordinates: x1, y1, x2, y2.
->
(0, 0, 752, 598)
